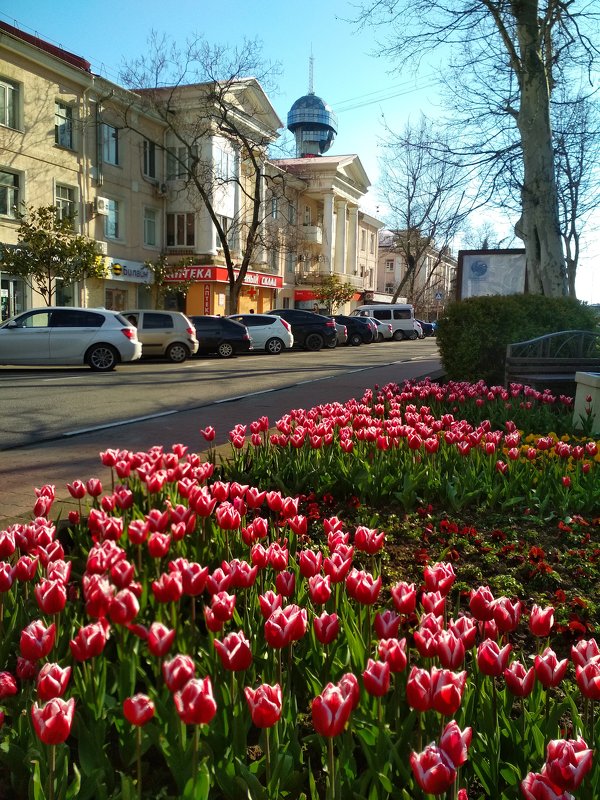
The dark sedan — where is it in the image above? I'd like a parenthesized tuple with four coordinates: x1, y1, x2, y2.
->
(189, 315, 252, 358)
(332, 314, 375, 346)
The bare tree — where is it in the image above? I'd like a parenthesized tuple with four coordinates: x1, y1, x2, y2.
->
(116, 33, 283, 313)
(357, 0, 600, 297)
(378, 117, 471, 306)
(553, 90, 600, 296)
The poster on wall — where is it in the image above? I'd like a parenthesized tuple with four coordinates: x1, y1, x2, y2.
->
(457, 249, 526, 299)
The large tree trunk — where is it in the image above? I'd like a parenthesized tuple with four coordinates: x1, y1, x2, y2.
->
(514, 1, 567, 296)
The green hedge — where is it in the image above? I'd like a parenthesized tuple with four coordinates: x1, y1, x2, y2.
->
(436, 294, 598, 385)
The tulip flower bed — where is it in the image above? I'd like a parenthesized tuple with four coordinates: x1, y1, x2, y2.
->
(222, 379, 599, 515)
(0, 380, 598, 800)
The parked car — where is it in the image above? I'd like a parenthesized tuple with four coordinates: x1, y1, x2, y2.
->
(0, 306, 142, 371)
(414, 320, 424, 339)
(123, 310, 198, 363)
(416, 319, 436, 337)
(269, 309, 338, 351)
(227, 313, 294, 354)
(332, 314, 375, 346)
(190, 315, 252, 358)
(330, 319, 348, 347)
(371, 318, 394, 341)
(350, 303, 419, 340)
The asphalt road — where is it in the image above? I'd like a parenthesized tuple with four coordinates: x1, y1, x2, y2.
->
(0, 338, 442, 525)
(0, 339, 440, 450)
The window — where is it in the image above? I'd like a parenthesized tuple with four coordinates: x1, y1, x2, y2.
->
(55, 102, 73, 148)
(143, 207, 158, 247)
(55, 185, 76, 222)
(285, 250, 295, 274)
(143, 139, 156, 178)
(0, 78, 18, 128)
(216, 148, 232, 180)
(101, 123, 119, 165)
(0, 170, 19, 217)
(105, 199, 121, 239)
(51, 309, 104, 327)
(18, 310, 51, 328)
(384, 283, 395, 293)
(144, 312, 173, 330)
(370, 233, 375, 254)
(167, 212, 195, 247)
(288, 202, 296, 226)
(271, 197, 279, 220)
(166, 145, 197, 179)
(373, 309, 392, 321)
(385, 259, 394, 272)
(303, 205, 311, 226)
(270, 248, 278, 271)
(360, 230, 367, 251)
(105, 287, 129, 311)
(217, 216, 234, 249)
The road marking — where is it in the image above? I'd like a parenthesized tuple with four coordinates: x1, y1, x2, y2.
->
(37, 352, 442, 442)
(64, 409, 178, 436)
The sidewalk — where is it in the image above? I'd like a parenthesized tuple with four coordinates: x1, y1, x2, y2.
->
(1, 356, 443, 526)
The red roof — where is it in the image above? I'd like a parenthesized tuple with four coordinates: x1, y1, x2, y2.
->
(0, 20, 91, 73)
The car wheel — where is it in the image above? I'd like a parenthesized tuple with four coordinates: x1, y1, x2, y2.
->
(408, 331, 419, 340)
(377, 333, 384, 342)
(305, 333, 324, 351)
(166, 342, 190, 363)
(86, 344, 118, 372)
(392, 330, 405, 342)
(265, 337, 284, 355)
(326, 338, 338, 349)
(349, 333, 362, 347)
(217, 341, 235, 358)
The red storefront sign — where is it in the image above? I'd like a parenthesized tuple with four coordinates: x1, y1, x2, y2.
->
(294, 289, 317, 300)
(164, 265, 283, 288)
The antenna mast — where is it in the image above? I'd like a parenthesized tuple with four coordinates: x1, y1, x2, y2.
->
(308, 47, 314, 94)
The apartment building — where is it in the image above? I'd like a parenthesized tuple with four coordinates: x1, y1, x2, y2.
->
(270, 155, 383, 314)
(0, 21, 382, 319)
(377, 228, 457, 318)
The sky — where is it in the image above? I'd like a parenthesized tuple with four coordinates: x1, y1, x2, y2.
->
(2, 0, 598, 302)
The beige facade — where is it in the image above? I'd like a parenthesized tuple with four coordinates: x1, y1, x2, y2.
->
(271, 156, 383, 313)
(377, 229, 457, 319)
(0, 21, 383, 320)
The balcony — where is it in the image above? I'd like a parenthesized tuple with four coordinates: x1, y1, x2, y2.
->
(295, 267, 366, 290)
(300, 225, 323, 244)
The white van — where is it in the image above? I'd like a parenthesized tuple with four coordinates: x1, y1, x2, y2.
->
(350, 304, 419, 341)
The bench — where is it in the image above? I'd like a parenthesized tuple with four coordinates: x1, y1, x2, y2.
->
(505, 330, 600, 394)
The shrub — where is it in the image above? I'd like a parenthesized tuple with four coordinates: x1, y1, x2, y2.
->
(436, 294, 598, 385)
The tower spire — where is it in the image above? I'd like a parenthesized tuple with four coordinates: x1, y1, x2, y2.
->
(308, 47, 314, 95)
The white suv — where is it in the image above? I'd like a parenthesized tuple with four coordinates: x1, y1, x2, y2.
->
(227, 313, 294, 354)
(0, 307, 142, 371)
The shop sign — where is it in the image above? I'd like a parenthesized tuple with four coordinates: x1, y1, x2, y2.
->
(294, 289, 317, 301)
(164, 265, 282, 288)
(107, 258, 152, 284)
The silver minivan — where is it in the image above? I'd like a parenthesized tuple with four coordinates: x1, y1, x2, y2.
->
(350, 304, 419, 341)
(123, 310, 199, 362)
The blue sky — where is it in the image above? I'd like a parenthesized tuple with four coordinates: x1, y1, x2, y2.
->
(2, 0, 598, 300)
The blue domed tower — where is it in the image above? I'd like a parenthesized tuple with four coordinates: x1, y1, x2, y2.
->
(287, 56, 337, 157)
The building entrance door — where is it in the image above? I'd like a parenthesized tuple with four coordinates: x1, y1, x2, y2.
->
(0, 276, 25, 321)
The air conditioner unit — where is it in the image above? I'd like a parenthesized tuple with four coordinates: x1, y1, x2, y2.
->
(95, 240, 108, 255)
(94, 196, 110, 216)
(155, 183, 168, 197)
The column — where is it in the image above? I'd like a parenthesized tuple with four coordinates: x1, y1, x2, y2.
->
(334, 199, 347, 274)
(322, 192, 334, 274)
(347, 206, 358, 278)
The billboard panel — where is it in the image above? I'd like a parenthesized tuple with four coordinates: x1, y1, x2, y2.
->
(457, 249, 526, 299)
